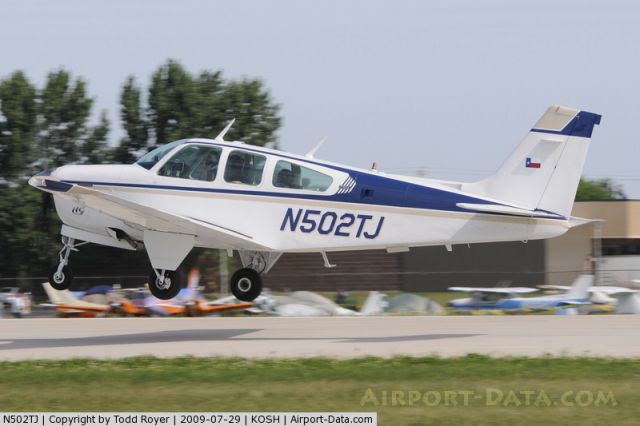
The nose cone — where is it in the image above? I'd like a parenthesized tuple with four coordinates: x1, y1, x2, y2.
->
(29, 165, 89, 192)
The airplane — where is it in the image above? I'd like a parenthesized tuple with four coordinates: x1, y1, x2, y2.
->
(543, 283, 640, 314)
(448, 275, 593, 311)
(42, 282, 115, 317)
(29, 105, 601, 300)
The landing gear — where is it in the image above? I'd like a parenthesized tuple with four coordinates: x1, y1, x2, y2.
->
(148, 269, 182, 300)
(49, 236, 84, 290)
(48, 265, 73, 290)
(230, 268, 262, 301)
(230, 251, 282, 302)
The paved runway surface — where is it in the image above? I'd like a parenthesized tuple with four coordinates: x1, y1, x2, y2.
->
(1, 316, 639, 360)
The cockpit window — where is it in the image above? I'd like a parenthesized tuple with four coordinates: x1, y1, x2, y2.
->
(273, 160, 333, 191)
(158, 145, 222, 182)
(224, 150, 266, 186)
(135, 140, 184, 170)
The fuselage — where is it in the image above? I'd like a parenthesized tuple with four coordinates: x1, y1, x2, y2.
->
(449, 294, 589, 310)
(49, 138, 570, 253)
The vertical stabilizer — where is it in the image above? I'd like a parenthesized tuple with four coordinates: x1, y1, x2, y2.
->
(565, 274, 594, 300)
(463, 105, 601, 217)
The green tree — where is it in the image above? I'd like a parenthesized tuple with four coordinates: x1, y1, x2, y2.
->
(38, 70, 93, 168)
(575, 178, 626, 201)
(0, 183, 57, 282)
(117, 59, 281, 158)
(114, 76, 148, 163)
(148, 60, 199, 147)
(192, 70, 225, 138)
(81, 110, 110, 164)
(214, 78, 281, 147)
(0, 71, 37, 182)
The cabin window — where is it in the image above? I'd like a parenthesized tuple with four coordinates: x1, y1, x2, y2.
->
(272, 160, 333, 191)
(224, 150, 267, 186)
(158, 145, 222, 182)
(135, 140, 184, 170)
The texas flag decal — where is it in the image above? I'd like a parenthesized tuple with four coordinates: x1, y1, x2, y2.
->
(525, 157, 541, 168)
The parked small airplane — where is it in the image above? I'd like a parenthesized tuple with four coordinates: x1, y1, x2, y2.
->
(42, 282, 116, 317)
(543, 283, 640, 314)
(448, 275, 593, 310)
(30, 105, 601, 300)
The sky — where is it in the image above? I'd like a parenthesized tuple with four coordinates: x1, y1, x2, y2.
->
(2, 0, 639, 196)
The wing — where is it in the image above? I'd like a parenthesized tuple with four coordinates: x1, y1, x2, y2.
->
(590, 286, 638, 295)
(30, 176, 271, 251)
(448, 287, 538, 294)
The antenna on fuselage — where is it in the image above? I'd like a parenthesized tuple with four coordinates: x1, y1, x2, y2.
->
(305, 137, 327, 159)
(215, 118, 236, 141)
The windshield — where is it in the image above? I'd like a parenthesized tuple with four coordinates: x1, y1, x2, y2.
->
(135, 140, 184, 170)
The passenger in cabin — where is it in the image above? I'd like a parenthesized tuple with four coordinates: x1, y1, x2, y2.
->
(275, 169, 302, 189)
(226, 154, 246, 183)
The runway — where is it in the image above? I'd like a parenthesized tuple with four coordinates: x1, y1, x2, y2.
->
(1, 315, 639, 360)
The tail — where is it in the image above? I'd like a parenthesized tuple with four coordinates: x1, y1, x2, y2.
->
(463, 105, 601, 218)
(564, 274, 594, 299)
(42, 282, 65, 304)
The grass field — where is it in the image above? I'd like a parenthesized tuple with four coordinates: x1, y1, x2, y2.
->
(1, 355, 639, 425)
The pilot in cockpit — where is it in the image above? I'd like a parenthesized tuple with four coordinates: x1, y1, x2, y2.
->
(202, 151, 220, 181)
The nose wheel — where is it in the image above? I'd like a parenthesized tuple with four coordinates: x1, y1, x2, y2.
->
(148, 269, 182, 300)
(230, 268, 262, 301)
(49, 265, 73, 291)
(48, 236, 83, 290)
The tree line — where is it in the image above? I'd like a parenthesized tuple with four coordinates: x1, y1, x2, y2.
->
(0, 59, 281, 286)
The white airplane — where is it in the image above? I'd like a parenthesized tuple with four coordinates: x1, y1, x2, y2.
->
(544, 283, 640, 314)
(29, 105, 601, 300)
(449, 275, 594, 311)
(447, 286, 540, 310)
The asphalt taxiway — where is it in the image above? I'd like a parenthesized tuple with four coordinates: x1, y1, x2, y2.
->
(1, 315, 639, 360)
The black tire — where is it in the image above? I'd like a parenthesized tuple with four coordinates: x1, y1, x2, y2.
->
(230, 268, 263, 302)
(49, 265, 73, 290)
(148, 269, 182, 300)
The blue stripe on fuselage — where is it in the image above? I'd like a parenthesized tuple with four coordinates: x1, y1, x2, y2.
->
(63, 172, 564, 221)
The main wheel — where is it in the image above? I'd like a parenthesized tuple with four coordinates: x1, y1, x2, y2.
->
(230, 268, 263, 302)
(49, 265, 73, 290)
(148, 269, 182, 300)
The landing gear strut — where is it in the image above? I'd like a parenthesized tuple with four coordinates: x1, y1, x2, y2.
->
(148, 269, 182, 300)
(48, 236, 85, 290)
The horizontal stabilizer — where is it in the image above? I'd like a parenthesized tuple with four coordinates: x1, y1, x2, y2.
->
(543, 285, 637, 295)
(448, 286, 538, 294)
(558, 300, 590, 306)
(456, 203, 563, 219)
